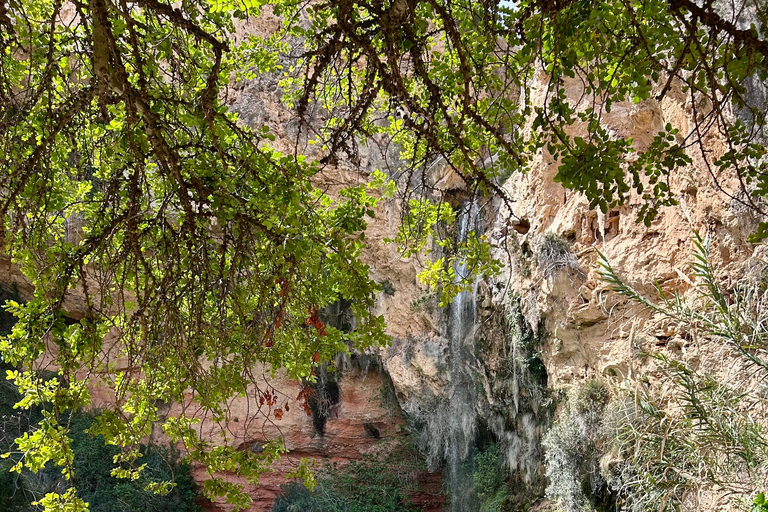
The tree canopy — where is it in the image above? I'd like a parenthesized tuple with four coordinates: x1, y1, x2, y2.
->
(0, 0, 767, 509)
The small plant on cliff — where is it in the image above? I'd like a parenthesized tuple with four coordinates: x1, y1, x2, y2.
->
(379, 279, 396, 297)
(754, 493, 768, 512)
(537, 233, 582, 280)
(507, 295, 547, 387)
(543, 380, 614, 512)
(410, 290, 440, 315)
(474, 443, 505, 501)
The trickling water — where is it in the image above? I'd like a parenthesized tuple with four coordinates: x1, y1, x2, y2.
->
(446, 200, 481, 512)
(405, 198, 548, 508)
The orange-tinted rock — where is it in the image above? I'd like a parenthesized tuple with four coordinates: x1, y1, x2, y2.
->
(407, 471, 445, 512)
(178, 367, 442, 511)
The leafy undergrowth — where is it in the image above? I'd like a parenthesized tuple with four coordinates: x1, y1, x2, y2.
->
(0, 378, 200, 512)
(272, 442, 428, 512)
(594, 234, 768, 510)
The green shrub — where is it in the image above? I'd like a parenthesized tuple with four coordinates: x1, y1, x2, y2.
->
(379, 279, 396, 296)
(754, 493, 768, 512)
(472, 442, 510, 512)
(410, 291, 438, 314)
(572, 380, 610, 417)
(542, 380, 613, 512)
(69, 413, 201, 512)
(0, 401, 200, 511)
(598, 233, 768, 509)
(474, 443, 505, 501)
(273, 447, 423, 512)
(479, 488, 509, 512)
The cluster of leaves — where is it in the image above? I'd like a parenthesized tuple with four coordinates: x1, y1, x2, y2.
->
(0, 365, 56, 512)
(472, 443, 509, 512)
(598, 234, 768, 509)
(397, 199, 501, 305)
(272, 446, 426, 512)
(66, 414, 201, 512)
(755, 493, 768, 512)
(286, 0, 768, 237)
(0, 374, 200, 512)
(0, 0, 394, 505)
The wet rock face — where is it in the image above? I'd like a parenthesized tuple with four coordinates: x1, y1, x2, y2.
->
(363, 78, 765, 510)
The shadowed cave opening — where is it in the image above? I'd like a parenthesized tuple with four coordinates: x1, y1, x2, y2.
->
(306, 299, 356, 436)
(308, 378, 340, 436)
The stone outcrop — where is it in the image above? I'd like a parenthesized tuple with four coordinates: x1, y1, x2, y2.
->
(348, 75, 765, 509)
(177, 365, 427, 511)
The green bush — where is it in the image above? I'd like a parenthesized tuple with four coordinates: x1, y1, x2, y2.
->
(379, 279, 396, 296)
(273, 447, 423, 512)
(479, 488, 509, 512)
(754, 493, 768, 512)
(598, 233, 768, 509)
(542, 380, 613, 512)
(0, 388, 200, 512)
(572, 380, 610, 417)
(473, 443, 505, 501)
(472, 443, 510, 512)
(0, 295, 199, 510)
(68, 413, 200, 512)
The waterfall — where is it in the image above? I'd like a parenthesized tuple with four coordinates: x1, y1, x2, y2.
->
(445, 200, 481, 512)
(403, 197, 549, 508)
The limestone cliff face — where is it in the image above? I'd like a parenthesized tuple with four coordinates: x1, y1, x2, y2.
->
(498, 78, 761, 391)
(351, 76, 766, 509)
